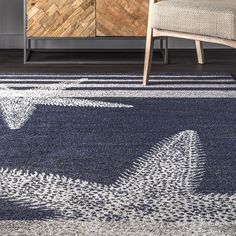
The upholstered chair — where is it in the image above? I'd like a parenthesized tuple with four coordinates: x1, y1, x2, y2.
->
(143, 0, 236, 85)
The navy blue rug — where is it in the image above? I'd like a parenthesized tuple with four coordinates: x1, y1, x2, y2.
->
(0, 73, 235, 235)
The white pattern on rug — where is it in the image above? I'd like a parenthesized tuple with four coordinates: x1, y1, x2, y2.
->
(0, 74, 235, 99)
(0, 130, 235, 223)
(0, 79, 132, 129)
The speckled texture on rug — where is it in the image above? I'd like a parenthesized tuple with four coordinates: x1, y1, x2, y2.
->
(0, 73, 235, 235)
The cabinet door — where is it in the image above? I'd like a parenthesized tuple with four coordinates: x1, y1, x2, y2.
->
(26, 0, 95, 37)
(96, 0, 149, 36)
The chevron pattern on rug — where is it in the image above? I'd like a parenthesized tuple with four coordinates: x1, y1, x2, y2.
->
(0, 73, 235, 235)
(0, 130, 235, 222)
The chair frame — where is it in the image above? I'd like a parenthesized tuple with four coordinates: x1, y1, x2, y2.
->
(143, 0, 236, 85)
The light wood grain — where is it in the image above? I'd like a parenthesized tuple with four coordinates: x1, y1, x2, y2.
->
(143, 27, 154, 85)
(195, 40, 204, 64)
(96, 0, 149, 36)
(143, 28, 236, 85)
(153, 29, 236, 48)
(27, 0, 96, 37)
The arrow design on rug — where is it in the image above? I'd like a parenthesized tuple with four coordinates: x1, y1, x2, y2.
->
(0, 79, 132, 129)
(0, 130, 235, 222)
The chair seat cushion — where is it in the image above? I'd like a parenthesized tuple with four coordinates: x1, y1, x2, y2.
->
(150, 0, 236, 40)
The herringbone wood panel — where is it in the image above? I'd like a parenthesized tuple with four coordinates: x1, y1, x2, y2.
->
(96, 0, 149, 36)
(27, 0, 95, 37)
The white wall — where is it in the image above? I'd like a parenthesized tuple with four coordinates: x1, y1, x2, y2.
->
(0, 0, 226, 49)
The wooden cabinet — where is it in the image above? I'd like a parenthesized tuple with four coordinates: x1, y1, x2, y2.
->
(96, 0, 149, 36)
(26, 0, 96, 37)
(26, 0, 149, 37)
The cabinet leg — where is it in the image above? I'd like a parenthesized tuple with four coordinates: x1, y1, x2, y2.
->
(24, 39, 32, 64)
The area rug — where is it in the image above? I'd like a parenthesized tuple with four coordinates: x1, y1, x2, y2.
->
(0, 73, 235, 235)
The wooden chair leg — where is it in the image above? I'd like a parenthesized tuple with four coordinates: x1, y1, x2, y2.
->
(143, 27, 154, 85)
(195, 40, 204, 64)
